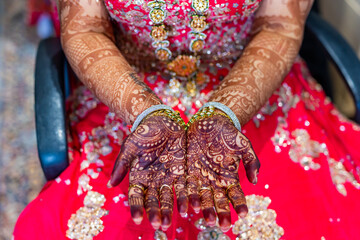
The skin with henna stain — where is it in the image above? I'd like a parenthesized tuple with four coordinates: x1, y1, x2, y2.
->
(110, 111, 187, 231)
(58, 0, 161, 125)
(59, 0, 314, 233)
(209, 0, 315, 126)
(186, 110, 260, 232)
(190, 0, 314, 232)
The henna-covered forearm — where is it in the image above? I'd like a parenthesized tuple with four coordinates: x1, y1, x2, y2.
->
(58, 0, 161, 124)
(209, 0, 314, 125)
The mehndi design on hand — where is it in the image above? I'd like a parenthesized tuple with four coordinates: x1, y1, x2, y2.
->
(186, 111, 260, 232)
(110, 112, 187, 231)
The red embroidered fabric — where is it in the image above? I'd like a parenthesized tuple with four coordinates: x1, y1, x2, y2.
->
(13, 0, 360, 239)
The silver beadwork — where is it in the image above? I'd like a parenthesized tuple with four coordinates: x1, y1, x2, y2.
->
(200, 102, 242, 132)
(131, 104, 174, 132)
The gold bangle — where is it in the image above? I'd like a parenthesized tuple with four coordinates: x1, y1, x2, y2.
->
(159, 184, 173, 192)
(225, 183, 239, 195)
(199, 186, 212, 192)
(186, 106, 234, 129)
(146, 109, 186, 127)
(129, 184, 146, 193)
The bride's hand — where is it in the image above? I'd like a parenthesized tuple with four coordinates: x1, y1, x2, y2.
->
(110, 111, 187, 231)
(186, 110, 260, 232)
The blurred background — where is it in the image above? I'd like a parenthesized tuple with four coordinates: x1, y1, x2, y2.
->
(0, 0, 359, 239)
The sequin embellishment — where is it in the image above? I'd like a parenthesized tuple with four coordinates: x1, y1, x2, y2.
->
(195, 218, 230, 240)
(289, 129, 322, 171)
(328, 158, 360, 196)
(232, 195, 284, 239)
(272, 120, 360, 196)
(195, 195, 283, 239)
(66, 191, 109, 240)
(148, 0, 171, 61)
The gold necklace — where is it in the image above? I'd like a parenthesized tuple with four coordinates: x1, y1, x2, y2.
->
(147, 0, 210, 95)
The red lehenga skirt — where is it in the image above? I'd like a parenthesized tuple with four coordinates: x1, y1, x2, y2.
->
(13, 59, 360, 240)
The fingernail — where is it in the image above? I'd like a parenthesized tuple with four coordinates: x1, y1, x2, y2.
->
(152, 222, 161, 230)
(161, 225, 170, 231)
(107, 180, 113, 188)
(221, 226, 231, 233)
(207, 220, 216, 227)
(133, 217, 143, 225)
(253, 176, 258, 185)
(239, 211, 247, 218)
(235, 204, 248, 218)
(253, 171, 259, 185)
(194, 209, 200, 214)
(180, 212, 188, 218)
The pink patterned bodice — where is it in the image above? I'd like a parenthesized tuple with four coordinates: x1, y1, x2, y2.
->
(103, 0, 262, 71)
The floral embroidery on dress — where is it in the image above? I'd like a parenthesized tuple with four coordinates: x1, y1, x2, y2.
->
(69, 88, 128, 197)
(272, 121, 360, 196)
(154, 230, 168, 240)
(252, 83, 300, 128)
(66, 89, 130, 238)
(271, 117, 291, 154)
(241, 0, 261, 17)
(69, 86, 100, 125)
(194, 195, 284, 240)
(331, 108, 360, 132)
(76, 112, 127, 196)
(77, 174, 93, 195)
(66, 191, 109, 240)
(195, 218, 230, 240)
(290, 129, 360, 196)
(104, 0, 259, 75)
(328, 158, 360, 196)
(232, 195, 284, 240)
(289, 129, 323, 171)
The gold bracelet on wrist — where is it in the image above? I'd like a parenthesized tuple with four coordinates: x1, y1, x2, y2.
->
(186, 105, 234, 129)
(145, 109, 186, 127)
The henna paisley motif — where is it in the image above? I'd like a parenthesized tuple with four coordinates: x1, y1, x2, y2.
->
(209, 0, 314, 125)
(186, 112, 260, 232)
(110, 114, 187, 231)
(58, 0, 161, 125)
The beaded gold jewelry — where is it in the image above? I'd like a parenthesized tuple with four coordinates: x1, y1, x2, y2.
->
(147, 0, 210, 94)
(146, 109, 186, 128)
(186, 105, 234, 129)
(148, 0, 171, 61)
(189, 0, 209, 54)
(199, 186, 213, 192)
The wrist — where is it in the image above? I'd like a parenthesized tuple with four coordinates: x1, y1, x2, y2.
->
(146, 109, 186, 127)
(131, 104, 185, 132)
(197, 102, 242, 132)
(187, 105, 235, 130)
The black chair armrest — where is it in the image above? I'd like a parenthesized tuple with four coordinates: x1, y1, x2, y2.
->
(305, 11, 360, 123)
(35, 37, 69, 181)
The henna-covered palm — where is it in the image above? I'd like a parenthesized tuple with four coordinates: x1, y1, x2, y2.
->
(186, 113, 260, 232)
(110, 113, 187, 231)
